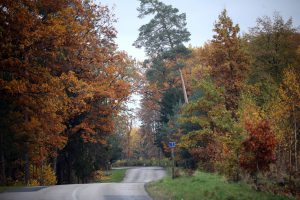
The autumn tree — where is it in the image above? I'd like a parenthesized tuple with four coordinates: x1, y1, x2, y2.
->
(266, 67, 300, 178)
(247, 13, 298, 85)
(197, 9, 249, 181)
(138, 82, 161, 158)
(0, 0, 74, 184)
(240, 120, 277, 188)
(245, 13, 300, 182)
(209, 9, 249, 118)
(279, 67, 300, 173)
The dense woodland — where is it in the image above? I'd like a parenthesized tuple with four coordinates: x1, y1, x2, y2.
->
(0, 0, 299, 197)
(136, 0, 300, 196)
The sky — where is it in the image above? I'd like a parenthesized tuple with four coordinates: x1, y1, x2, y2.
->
(99, 0, 300, 61)
(97, 0, 300, 126)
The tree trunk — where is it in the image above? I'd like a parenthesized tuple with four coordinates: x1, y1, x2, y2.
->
(53, 156, 57, 176)
(0, 133, 6, 185)
(127, 132, 130, 159)
(24, 112, 30, 185)
(40, 160, 44, 185)
(68, 164, 72, 184)
(289, 135, 292, 180)
(66, 153, 71, 184)
(25, 150, 30, 185)
(1, 150, 6, 185)
(293, 103, 297, 172)
(179, 69, 188, 104)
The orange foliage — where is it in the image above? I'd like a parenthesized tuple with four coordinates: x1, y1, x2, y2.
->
(240, 120, 277, 173)
(0, 0, 134, 184)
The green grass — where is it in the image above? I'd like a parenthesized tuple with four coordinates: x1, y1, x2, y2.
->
(146, 171, 294, 200)
(0, 186, 23, 193)
(101, 168, 127, 183)
(1, 169, 127, 190)
(0, 186, 9, 193)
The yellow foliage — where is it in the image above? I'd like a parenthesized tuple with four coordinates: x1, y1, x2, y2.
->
(279, 67, 300, 107)
(93, 170, 110, 182)
(42, 165, 57, 185)
(28, 179, 39, 186)
(30, 164, 57, 186)
(271, 66, 300, 143)
(239, 93, 265, 127)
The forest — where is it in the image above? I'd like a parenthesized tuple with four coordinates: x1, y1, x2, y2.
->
(135, 0, 300, 196)
(0, 0, 141, 185)
(0, 0, 299, 198)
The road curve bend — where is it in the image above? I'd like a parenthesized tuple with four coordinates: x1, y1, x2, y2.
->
(0, 166, 166, 200)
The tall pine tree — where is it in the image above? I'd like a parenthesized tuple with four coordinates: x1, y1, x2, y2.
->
(134, 0, 191, 153)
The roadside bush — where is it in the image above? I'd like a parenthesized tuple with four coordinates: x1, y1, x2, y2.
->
(112, 158, 171, 167)
(29, 164, 56, 185)
(28, 179, 39, 186)
(93, 170, 110, 182)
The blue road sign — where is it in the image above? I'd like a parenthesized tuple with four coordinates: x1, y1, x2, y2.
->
(168, 141, 176, 148)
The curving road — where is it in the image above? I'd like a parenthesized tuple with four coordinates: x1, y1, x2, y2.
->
(0, 166, 165, 200)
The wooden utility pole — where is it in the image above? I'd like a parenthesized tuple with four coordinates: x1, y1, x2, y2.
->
(179, 68, 188, 104)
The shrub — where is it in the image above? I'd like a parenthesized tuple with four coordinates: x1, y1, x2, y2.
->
(112, 158, 171, 167)
(29, 164, 57, 185)
(28, 179, 39, 186)
(93, 170, 110, 182)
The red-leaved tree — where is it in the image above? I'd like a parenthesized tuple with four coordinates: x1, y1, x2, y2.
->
(240, 120, 277, 187)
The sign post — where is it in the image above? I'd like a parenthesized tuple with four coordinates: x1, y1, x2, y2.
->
(168, 141, 176, 179)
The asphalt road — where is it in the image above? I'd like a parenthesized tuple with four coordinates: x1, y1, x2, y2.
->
(0, 166, 166, 200)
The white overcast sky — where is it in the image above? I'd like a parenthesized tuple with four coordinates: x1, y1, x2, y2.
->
(97, 0, 300, 127)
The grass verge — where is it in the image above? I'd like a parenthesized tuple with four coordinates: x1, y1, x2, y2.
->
(146, 171, 294, 200)
(0, 186, 23, 193)
(101, 168, 127, 183)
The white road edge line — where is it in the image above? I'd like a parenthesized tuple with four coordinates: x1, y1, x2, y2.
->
(72, 186, 80, 200)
